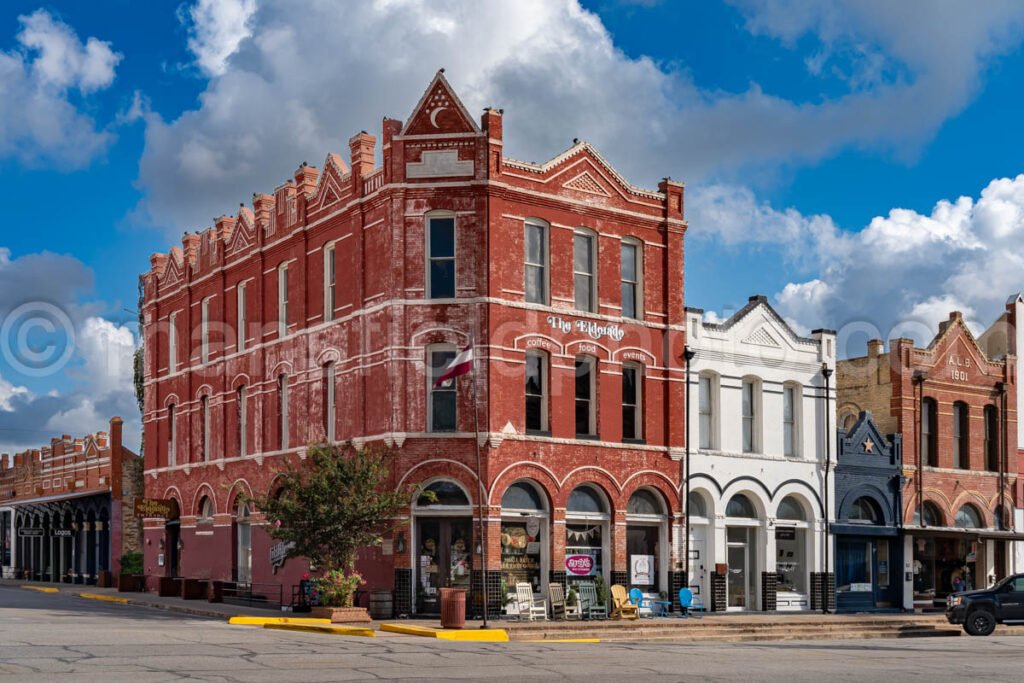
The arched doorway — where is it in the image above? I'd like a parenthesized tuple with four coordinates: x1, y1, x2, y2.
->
(500, 481, 548, 594)
(687, 490, 712, 601)
(233, 499, 252, 584)
(774, 495, 812, 610)
(164, 499, 181, 579)
(412, 480, 473, 615)
(626, 488, 669, 593)
(565, 485, 610, 589)
(724, 492, 762, 610)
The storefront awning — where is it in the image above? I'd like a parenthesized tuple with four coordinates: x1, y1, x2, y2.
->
(903, 525, 1024, 541)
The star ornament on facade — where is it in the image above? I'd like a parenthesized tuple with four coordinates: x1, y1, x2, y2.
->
(862, 439, 874, 453)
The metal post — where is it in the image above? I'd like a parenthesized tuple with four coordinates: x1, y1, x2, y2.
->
(821, 363, 833, 614)
(683, 346, 695, 601)
(470, 335, 488, 628)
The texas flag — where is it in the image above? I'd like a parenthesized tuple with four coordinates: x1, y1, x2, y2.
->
(433, 344, 474, 388)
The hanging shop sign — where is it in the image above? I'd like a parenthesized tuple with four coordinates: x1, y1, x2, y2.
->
(270, 540, 297, 573)
(133, 498, 175, 519)
(53, 529, 73, 538)
(547, 315, 625, 342)
(775, 527, 796, 541)
(18, 528, 43, 537)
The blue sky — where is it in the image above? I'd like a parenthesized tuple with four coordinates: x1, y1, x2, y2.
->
(2, 0, 1024, 454)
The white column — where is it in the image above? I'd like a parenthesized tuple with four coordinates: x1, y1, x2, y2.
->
(902, 535, 914, 611)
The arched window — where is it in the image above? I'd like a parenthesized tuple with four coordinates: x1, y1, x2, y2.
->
(167, 402, 177, 467)
(416, 481, 471, 508)
(955, 504, 983, 529)
(525, 350, 548, 433)
(574, 355, 597, 437)
(501, 482, 545, 512)
(277, 373, 289, 449)
(840, 411, 857, 432)
(848, 496, 881, 524)
(726, 493, 757, 519)
(776, 495, 806, 521)
(921, 397, 938, 467)
(913, 500, 943, 527)
(687, 492, 707, 518)
(322, 362, 336, 442)
(200, 395, 211, 462)
(952, 401, 969, 469)
(427, 344, 457, 432)
(567, 486, 606, 515)
(622, 362, 643, 441)
(198, 496, 214, 524)
(236, 386, 247, 457)
(627, 489, 665, 516)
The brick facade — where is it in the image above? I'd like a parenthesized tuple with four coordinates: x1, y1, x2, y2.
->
(139, 72, 688, 607)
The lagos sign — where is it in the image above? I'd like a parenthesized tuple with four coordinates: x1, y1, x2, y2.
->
(565, 554, 596, 576)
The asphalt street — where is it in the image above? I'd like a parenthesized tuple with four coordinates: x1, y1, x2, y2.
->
(0, 585, 1021, 682)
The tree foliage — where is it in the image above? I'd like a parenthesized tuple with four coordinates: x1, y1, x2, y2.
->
(248, 444, 413, 573)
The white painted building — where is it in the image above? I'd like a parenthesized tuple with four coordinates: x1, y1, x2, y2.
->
(684, 296, 837, 611)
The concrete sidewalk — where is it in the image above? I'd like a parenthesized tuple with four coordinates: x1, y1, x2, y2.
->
(0, 578, 283, 619)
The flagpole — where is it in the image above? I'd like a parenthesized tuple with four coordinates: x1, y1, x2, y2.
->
(470, 333, 488, 628)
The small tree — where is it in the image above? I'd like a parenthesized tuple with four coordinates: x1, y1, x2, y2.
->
(248, 443, 415, 607)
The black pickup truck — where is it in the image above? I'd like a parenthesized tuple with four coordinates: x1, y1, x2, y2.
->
(946, 573, 1024, 635)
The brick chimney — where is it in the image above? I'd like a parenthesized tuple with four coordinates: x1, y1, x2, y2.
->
(349, 131, 376, 178)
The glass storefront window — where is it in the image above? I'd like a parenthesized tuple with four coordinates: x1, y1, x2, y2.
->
(774, 527, 806, 593)
(913, 537, 976, 600)
(837, 539, 873, 593)
(501, 519, 542, 591)
(565, 523, 602, 584)
(627, 525, 659, 588)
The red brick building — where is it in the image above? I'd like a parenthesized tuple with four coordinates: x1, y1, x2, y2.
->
(0, 417, 141, 583)
(838, 313, 1022, 607)
(139, 72, 688, 614)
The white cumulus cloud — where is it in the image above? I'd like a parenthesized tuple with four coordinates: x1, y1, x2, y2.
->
(182, 0, 258, 77)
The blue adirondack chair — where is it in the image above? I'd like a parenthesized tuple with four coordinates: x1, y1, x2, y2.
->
(676, 588, 704, 618)
(628, 587, 653, 618)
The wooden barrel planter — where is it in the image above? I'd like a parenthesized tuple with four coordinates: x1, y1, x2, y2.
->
(369, 590, 393, 620)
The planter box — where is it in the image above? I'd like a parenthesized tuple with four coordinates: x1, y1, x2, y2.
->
(182, 578, 208, 600)
(310, 606, 372, 623)
(117, 574, 145, 593)
(158, 576, 180, 597)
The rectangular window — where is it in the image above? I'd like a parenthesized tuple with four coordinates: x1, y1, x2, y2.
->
(985, 406, 999, 471)
(167, 404, 176, 467)
(575, 356, 596, 437)
(698, 375, 713, 449)
(323, 363, 336, 442)
(953, 402, 967, 469)
(237, 386, 247, 457)
(783, 385, 796, 457)
(201, 396, 210, 462)
(324, 243, 336, 322)
(622, 364, 641, 440)
(201, 298, 211, 364)
(742, 379, 757, 453)
(573, 232, 596, 312)
(525, 351, 547, 432)
(168, 312, 178, 374)
(524, 222, 547, 304)
(620, 241, 640, 319)
(278, 374, 289, 450)
(427, 215, 456, 298)
(236, 283, 246, 352)
(278, 264, 289, 337)
(922, 398, 937, 467)
(429, 348, 457, 431)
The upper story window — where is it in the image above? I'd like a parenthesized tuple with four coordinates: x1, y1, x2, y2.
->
(427, 213, 456, 299)
(573, 230, 597, 313)
(622, 362, 642, 441)
(698, 372, 717, 450)
(323, 362, 336, 442)
(525, 350, 548, 433)
(783, 382, 801, 457)
(953, 401, 969, 469)
(985, 405, 999, 472)
(575, 355, 597, 437)
(277, 263, 289, 338)
(620, 239, 642, 319)
(200, 298, 211, 364)
(167, 403, 177, 467)
(198, 496, 214, 524)
(524, 220, 548, 304)
(168, 311, 178, 374)
(324, 242, 336, 322)
(428, 344, 457, 432)
(236, 284, 247, 352)
(742, 377, 761, 453)
(200, 395, 211, 462)
(237, 386, 247, 457)
(921, 397, 938, 467)
(278, 373, 289, 450)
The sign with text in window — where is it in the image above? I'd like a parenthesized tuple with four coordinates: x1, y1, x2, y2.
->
(631, 554, 655, 585)
(565, 553, 597, 577)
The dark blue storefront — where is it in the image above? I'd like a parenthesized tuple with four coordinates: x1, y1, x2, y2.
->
(833, 412, 905, 612)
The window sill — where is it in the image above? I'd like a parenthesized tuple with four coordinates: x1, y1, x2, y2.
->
(623, 438, 646, 445)
(526, 429, 551, 437)
(575, 434, 600, 441)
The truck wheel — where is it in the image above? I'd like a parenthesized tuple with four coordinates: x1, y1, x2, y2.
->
(964, 610, 996, 636)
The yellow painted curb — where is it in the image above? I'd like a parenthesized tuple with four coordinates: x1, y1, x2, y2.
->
(21, 585, 59, 593)
(229, 616, 332, 626)
(380, 623, 509, 642)
(523, 638, 601, 643)
(263, 623, 375, 638)
(78, 593, 129, 604)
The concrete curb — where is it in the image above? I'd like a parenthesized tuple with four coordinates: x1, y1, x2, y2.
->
(263, 623, 375, 638)
(21, 585, 59, 594)
(380, 623, 510, 642)
(229, 616, 331, 626)
(78, 593, 130, 604)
